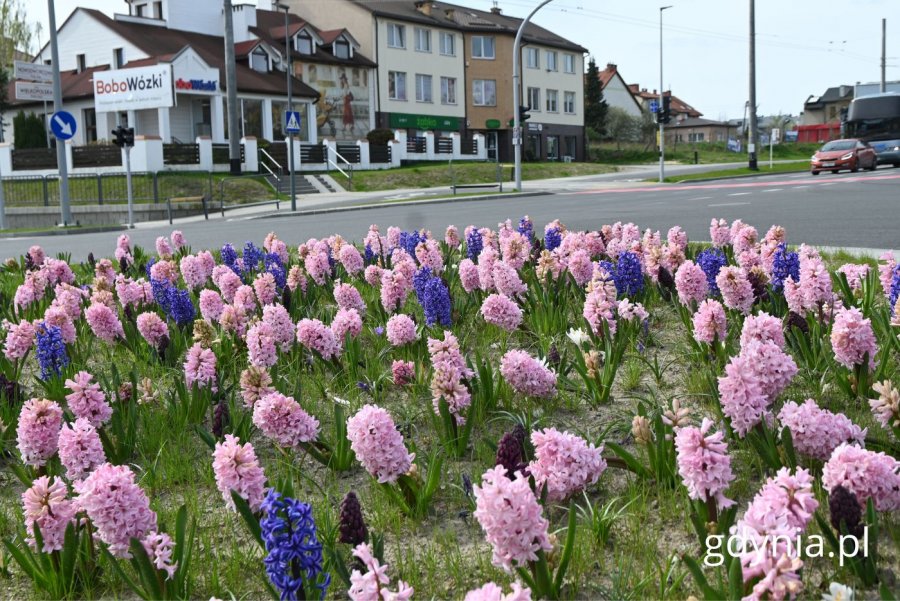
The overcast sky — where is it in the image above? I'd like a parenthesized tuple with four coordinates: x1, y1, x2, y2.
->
(24, 0, 899, 120)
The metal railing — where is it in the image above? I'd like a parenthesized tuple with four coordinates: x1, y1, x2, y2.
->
(258, 147, 283, 191)
(328, 148, 353, 191)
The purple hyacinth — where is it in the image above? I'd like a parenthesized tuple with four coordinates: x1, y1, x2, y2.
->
(35, 322, 69, 380)
(421, 277, 452, 327)
(772, 242, 800, 292)
(518, 216, 534, 240)
(466, 228, 483, 261)
(696, 248, 727, 296)
(544, 226, 562, 252)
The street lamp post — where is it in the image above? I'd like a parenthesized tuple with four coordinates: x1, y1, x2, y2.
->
(278, 4, 297, 211)
(659, 5, 672, 183)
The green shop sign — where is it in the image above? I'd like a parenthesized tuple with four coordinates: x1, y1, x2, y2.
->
(389, 112, 460, 131)
(485, 119, 502, 129)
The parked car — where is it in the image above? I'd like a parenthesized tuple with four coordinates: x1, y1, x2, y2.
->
(810, 139, 877, 175)
(869, 139, 900, 167)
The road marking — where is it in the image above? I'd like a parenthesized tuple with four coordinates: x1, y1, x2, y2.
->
(793, 185, 809, 189)
(762, 188, 783, 193)
(728, 192, 752, 196)
(688, 196, 712, 201)
(818, 182, 835, 186)
(709, 201, 750, 207)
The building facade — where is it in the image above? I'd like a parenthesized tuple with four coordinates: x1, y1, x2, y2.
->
(596, 63, 643, 118)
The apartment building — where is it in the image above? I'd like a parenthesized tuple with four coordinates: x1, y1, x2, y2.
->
(286, 0, 588, 160)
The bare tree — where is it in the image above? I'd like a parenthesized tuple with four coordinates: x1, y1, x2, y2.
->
(0, 0, 34, 67)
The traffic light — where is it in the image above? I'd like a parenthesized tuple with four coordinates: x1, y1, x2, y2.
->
(518, 105, 531, 123)
(123, 127, 134, 147)
(657, 95, 672, 124)
(112, 126, 125, 147)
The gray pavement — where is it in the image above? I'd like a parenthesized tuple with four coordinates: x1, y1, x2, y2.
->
(1, 164, 897, 262)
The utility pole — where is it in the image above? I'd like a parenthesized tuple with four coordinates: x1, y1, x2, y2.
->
(0, 146, 7, 230)
(513, 0, 554, 191)
(748, 0, 759, 170)
(659, 5, 672, 183)
(223, 0, 242, 175)
(48, 0, 73, 224)
(881, 18, 887, 93)
(278, 4, 297, 211)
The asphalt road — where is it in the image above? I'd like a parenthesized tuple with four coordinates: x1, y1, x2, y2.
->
(2, 166, 898, 262)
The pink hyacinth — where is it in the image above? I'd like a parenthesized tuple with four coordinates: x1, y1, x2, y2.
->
(141, 531, 177, 580)
(115, 276, 148, 309)
(219, 304, 249, 337)
(75, 463, 158, 558)
(239, 366, 274, 408)
(3, 319, 36, 360)
(830, 306, 878, 369)
(386, 314, 418, 346)
(878, 251, 896, 297)
(617, 298, 648, 322)
(199, 289, 225, 322)
(822, 443, 900, 512)
(528, 428, 606, 502)
(392, 360, 415, 386)
(567, 249, 594, 286)
(784, 246, 833, 316)
(777, 399, 866, 461)
(717, 354, 770, 438)
(740, 312, 785, 350)
(492, 260, 527, 297)
(380, 269, 410, 313)
(136, 312, 170, 350)
(473, 465, 552, 572)
(180, 255, 207, 289)
(667, 225, 688, 251)
(716, 266, 755, 314)
(246, 321, 278, 368)
(155, 236, 173, 258)
(732, 224, 759, 256)
(465, 582, 532, 601)
(296, 318, 341, 360)
(85, 302, 124, 343)
(64, 371, 112, 427)
(674, 418, 735, 509)
(445, 225, 461, 248)
(27, 244, 46, 267)
(304, 250, 331, 286)
(674, 260, 708, 306)
(197, 251, 216, 279)
(332, 308, 363, 341)
(338, 244, 365, 274)
(17, 398, 63, 467)
(253, 272, 278, 306)
(427, 330, 472, 378)
(346, 404, 413, 484)
(58, 418, 106, 481)
(53, 283, 86, 319)
(837, 263, 870, 291)
(692, 299, 727, 344)
(262, 304, 295, 350)
(183, 343, 217, 390)
(459, 258, 481, 293)
(480, 293, 523, 332)
(233, 285, 257, 313)
(477, 246, 499, 291)
(500, 232, 531, 271)
(212, 434, 267, 512)
(150, 259, 177, 283)
(42, 258, 75, 286)
(363, 265, 382, 288)
(22, 476, 77, 553)
(583, 285, 617, 337)
(253, 391, 320, 448)
(430, 362, 471, 421)
(213, 266, 242, 303)
(264, 232, 288, 264)
(171, 230, 186, 249)
(742, 340, 798, 401)
(348, 542, 414, 601)
(416, 238, 444, 274)
(335, 283, 367, 315)
(710, 218, 731, 247)
(499, 350, 557, 399)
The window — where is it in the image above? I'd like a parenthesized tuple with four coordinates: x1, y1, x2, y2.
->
(415, 74, 432, 102)
(153, 1, 162, 18)
(439, 32, 455, 56)
(526, 47, 539, 69)
(440, 76, 457, 104)
(387, 23, 406, 48)
(547, 135, 559, 160)
(83, 108, 97, 143)
(564, 54, 575, 73)
(546, 51, 558, 71)
(76, 54, 86, 72)
(471, 36, 495, 59)
(388, 71, 407, 100)
(546, 89, 558, 112)
(251, 48, 268, 72)
(473, 79, 496, 106)
(565, 135, 577, 158)
(297, 32, 313, 54)
(414, 28, 431, 52)
(135, 3, 144, 17)
(688, 132, 705, 142)
(564, 91, 576, 114)
(334, 39, 350, 59)
(527, 87, 541, 111)
(114, 48, 124, 69)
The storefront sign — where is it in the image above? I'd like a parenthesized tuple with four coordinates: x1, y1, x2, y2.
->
(389, 112, 460, 131)
(93, 65, 174, 112)
(175, 78, 218, 92)
(485, 118, 502, 129)
(527, 122, 543, 132)
(15, 81, 54, 101)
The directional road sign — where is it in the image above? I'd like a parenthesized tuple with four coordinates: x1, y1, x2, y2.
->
(50, 111, 77, 141)
(15, 81, 54, 101)
(284, 111, 302, 134)
(649, 100, 659, 113)
(14, 60, 53, 83)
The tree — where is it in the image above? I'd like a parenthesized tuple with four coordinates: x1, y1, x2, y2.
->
(1, 0, 37, 143)
(13, 110, 45, 148)
(605, 107, 640, 150)
(584, 57, 608, 138)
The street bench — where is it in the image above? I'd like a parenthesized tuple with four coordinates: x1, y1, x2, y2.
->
(166, 195, 209, 223)
(450, 182, 503, 195)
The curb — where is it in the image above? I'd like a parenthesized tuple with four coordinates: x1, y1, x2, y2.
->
(0, 225, 129, 239)
(241, 190, 550, 220)
(672, 169, 808, 184)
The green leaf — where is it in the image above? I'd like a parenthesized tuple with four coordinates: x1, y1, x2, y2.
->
(230, 490, 264, 549)
(727, 552, 743, 599)
(129, 537, 164, 599)
(553, 500, 577, 592)
(681, 555, 723, 600)
(194, 425, 217, 451)
(604, 442, 652, 479)
(101, 546, 146, 600)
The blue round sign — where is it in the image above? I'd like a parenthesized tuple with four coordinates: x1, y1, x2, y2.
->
(50, 111, 77, 140)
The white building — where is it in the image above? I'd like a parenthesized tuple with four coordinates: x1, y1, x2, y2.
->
(596, 62, 643, 118)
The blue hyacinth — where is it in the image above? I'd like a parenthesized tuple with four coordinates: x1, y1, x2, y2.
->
(466, 228, 483, 261)
(265, 253, 286, 290)
(35, 322, 69, 380)
(544, 226, 562, 252)
(145, 257, 156, 280)
(364, 244, 375, 264)
(243, 242, 262, 272)
(260, 490, 330, 601)
(398, 230, 425, 258)
(890, 264, 900, 316)
(421, 276, 452, 327)
(696, 248, 727, 296)
(221, 243, 237, 266)
(518, 215, 534, 240)
(150, 278, 172, 314)
(598, 252, 645, 298)
(771, 243, 800, 292)
(167, 287, 196, 326)
(412, 266, 433, 304)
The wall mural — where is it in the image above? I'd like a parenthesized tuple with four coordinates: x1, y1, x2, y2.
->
(298, 64, 371, 142)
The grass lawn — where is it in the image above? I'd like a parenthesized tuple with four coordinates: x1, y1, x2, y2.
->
(350, 161, 618, 192)
(655, 160, 810, 183)
(589, 141, 819, 165)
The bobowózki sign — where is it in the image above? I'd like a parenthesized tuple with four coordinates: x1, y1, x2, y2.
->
(93, 65, 174, 112)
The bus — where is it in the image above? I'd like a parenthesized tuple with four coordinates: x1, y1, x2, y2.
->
(844, 92, 900, 167)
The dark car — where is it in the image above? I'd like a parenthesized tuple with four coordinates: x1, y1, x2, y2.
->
(869, 139, 900, 167)
(810, 139, 878, 175)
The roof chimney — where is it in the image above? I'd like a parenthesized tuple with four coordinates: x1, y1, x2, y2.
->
(652, 89, 657, 95)
(414, 1, 433, 16)
(490, 1, 502, 14)
(444, 8, 455, 19)
(606, 63, 616, 70)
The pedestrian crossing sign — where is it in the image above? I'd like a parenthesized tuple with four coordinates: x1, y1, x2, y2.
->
(285, 111, 302, 134)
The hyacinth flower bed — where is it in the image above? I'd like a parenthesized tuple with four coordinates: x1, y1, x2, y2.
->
(0, 217, 899, 601)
